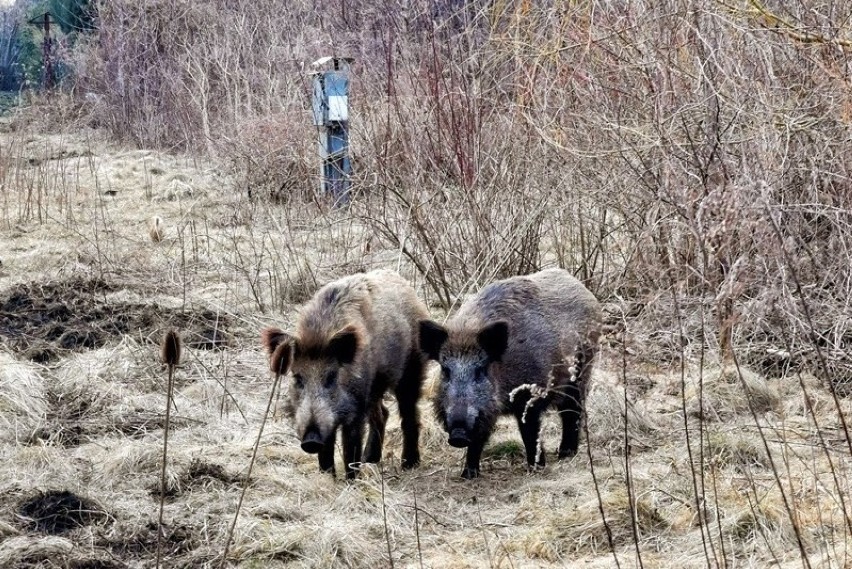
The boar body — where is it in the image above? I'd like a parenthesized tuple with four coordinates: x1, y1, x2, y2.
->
(263, 270, 428, 479)
(420, 268, 601, 479)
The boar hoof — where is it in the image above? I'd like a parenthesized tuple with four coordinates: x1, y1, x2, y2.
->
(301, 429, 325, 454)
(461, 466, 480, 479)
(401, 454, 420, 470)
(448, 428, 471, 448)
(557, 448, 578, 460)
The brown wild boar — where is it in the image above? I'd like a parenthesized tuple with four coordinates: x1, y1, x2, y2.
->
(419, 268, 601, 479)
(262, 270, 429, 479)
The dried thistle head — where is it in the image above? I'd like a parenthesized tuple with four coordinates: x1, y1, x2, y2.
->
(161, 329, 182, 366)
(148, 216, 165, 243)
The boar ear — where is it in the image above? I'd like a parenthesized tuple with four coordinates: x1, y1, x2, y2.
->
(262, 327, 291, 354)
(328, 325, 360, 364)
(478, 321, 509, 362)
(419, 320, 448, 360)
(262, 328, 294, 374)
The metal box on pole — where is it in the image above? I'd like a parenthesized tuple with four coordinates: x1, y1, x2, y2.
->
(311, 56, 354, 204)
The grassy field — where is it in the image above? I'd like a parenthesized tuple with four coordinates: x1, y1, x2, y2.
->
(0, 122, 849, 569)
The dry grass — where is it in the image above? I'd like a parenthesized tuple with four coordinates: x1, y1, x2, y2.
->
(685, 364, 782, 421)
(0, 124, 850, 569)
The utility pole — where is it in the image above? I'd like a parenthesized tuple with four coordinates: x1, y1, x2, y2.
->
(27, 12, 56, 90)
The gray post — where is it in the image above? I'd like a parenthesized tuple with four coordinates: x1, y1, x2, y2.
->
(311, 56, 354, 205)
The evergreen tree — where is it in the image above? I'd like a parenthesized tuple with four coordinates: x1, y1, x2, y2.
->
(48, 0, 95, 36)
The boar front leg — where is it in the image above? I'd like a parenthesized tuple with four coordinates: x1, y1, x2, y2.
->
(396, 357, 423, 469)
(341, 419, 365, 480)
(318, 434, 336, 476)
(461, 439, 485, 479)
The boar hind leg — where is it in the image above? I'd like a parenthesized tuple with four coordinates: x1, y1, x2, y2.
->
(559, 347, 594, 459)
(557, 382, 583, 459)
(511, 389, 547, 468)
(396, 354, 424, 469)
(364, 403, 389, 463)
(341, 420, 365, 480)
(513, 398, 547, 469)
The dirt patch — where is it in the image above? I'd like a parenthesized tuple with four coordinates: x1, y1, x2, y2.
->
(7, 491, 206, 567)
(0, 278, 230, 363)
(183, 459, 244, 487)
(18, 491, 108, 535)
(149, 459, 244, 500)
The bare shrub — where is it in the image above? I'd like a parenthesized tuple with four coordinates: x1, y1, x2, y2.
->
(351, 21, 559, 308)
(74, 1, 307, 152)
(221, 112, 315, 204)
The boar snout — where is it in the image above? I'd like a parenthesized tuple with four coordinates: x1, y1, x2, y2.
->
(448, 425, 471, 448)
(447, 406, 476, 448)
(301, 425, 325, 454)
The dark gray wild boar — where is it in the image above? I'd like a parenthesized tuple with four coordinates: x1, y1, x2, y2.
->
(262, 270, 429, 479)
(419, 268, 601, 479)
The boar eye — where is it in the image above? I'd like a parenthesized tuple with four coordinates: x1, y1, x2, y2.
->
(474, 365, 488, 382)
(292, 373, 305, 389)
(324, 369, 338, 388)
(440, 364, 451, 381)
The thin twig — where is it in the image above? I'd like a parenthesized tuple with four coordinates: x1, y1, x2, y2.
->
(476, 500, 495, 569)
(621, 309, 645, 569)
(219, 355, 283, 567)
(583, 411, 622, 569)
(413, 488, 424, 569)
(381, 462, 395, 569)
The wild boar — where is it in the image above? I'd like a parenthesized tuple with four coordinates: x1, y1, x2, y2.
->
(262, 270, 429, 479)
(419, 268, 601, 479)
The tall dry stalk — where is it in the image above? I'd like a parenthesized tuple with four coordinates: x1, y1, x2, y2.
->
(219, 340, 289, 567)
(413, 488, 424, 569)
(157, 329, 182, 569)
(380, 464, 395, 569)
